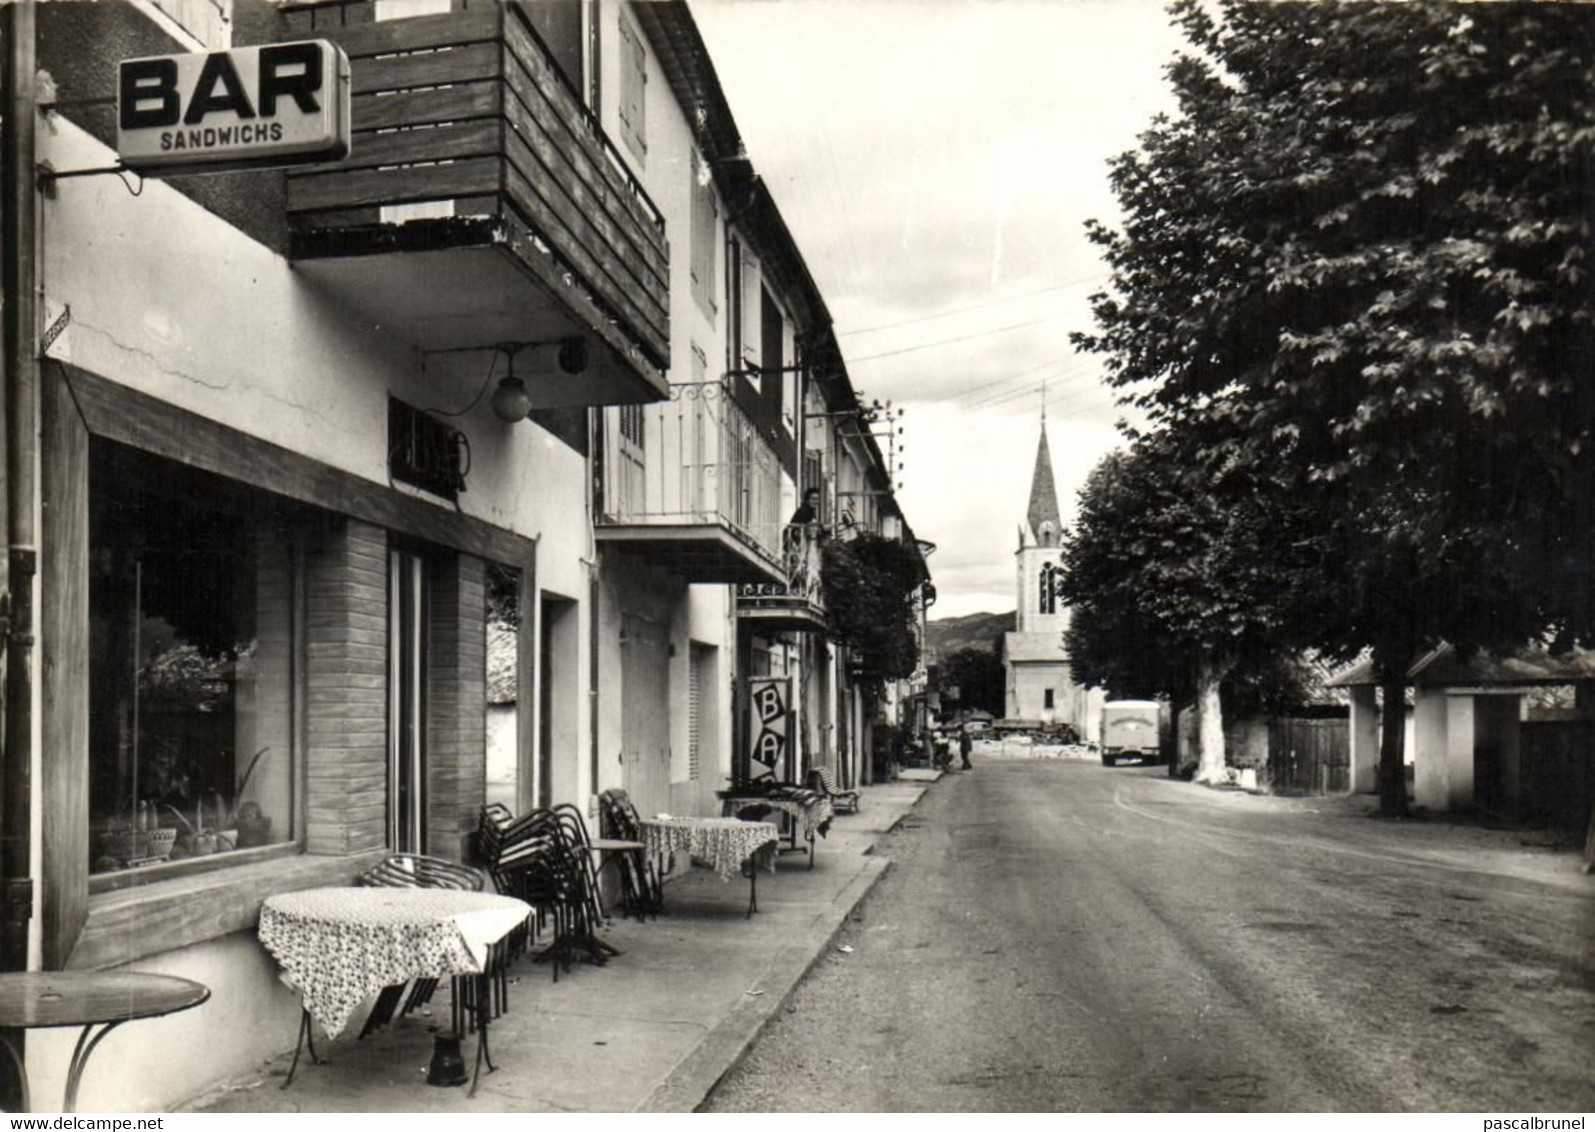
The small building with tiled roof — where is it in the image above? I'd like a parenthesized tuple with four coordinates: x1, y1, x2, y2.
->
(1330, 644, 1595, 823)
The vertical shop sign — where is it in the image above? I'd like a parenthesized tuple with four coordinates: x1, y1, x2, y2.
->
(748, 677, 790, 781)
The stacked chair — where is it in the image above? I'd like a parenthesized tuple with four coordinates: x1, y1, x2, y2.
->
(476, 803, 617, 981)
(596, 789, 664, 918)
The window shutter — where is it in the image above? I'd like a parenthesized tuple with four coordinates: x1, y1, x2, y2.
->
(619, 21, 646, 158)
(741, 252, 761, 387)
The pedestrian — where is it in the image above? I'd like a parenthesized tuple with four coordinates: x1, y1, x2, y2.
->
(959, 725, 973, 770)
(784, 487, 822, 558)
(789, 486, 821, 526)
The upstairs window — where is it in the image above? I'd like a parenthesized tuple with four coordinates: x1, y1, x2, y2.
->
(618, 17, 647, 161)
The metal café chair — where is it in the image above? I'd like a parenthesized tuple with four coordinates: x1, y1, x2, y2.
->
(479, 806, 592, 982)
(353, 853, 521, 1039)
(597, 789, 663, 917)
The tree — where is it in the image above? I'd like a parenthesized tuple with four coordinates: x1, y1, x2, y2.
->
(938, 643, 1005, 718)
(1060, 431, 1320, 783)
(1076, 0, 1595, 813)
(821, 532, 924, 682)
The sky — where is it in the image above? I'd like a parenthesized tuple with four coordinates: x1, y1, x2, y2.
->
(693, 0, 1188, 618)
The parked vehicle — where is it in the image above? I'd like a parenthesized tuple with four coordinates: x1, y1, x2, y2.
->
(1100, 700, 1161, 766)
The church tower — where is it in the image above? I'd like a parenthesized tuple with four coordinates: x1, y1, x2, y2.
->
(1016, 423, 1065, 634)
(1003, 420, 1101, 737)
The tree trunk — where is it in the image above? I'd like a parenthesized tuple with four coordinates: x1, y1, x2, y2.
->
(1581, 797, 1595, 876)
(1373, 645, 1412, 818)
(1193, 648, 1230, 786)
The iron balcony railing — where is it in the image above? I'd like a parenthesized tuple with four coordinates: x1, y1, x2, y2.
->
(599, 381, 783, 564)
(737, 521, 827, 621)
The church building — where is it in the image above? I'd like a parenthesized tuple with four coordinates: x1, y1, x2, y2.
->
(1003, 422, 1103, 738)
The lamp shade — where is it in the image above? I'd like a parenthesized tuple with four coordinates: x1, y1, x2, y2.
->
(490, 375, 532, 422)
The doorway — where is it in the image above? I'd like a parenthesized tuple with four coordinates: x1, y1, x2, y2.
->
(620, 613, 671, 818)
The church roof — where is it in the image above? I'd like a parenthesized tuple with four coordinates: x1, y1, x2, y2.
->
(1027, 425, 1062, 538)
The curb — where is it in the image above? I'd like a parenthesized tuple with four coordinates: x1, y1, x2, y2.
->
(640, 853, 895, 1113)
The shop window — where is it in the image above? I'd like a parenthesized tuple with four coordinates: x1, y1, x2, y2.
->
(88, 442, 301, 876)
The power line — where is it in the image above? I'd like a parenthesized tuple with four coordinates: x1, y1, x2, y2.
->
(947, 355, 1099, 410)
(844, 312, 1070, 364)
(837, 273, 1107, 338)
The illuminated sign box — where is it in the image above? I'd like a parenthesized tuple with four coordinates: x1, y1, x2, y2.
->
(117, 41, 351, 175)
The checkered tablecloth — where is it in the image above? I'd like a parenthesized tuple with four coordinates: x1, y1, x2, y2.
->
(637, 817, 779, 882)
(259, 887, 531, 1037)
(720, 794, 834, 840)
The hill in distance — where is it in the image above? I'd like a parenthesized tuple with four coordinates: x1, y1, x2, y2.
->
(925, 610, 1014, 660)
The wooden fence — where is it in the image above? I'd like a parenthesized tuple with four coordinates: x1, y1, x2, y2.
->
(1519, 721, 1595, 832)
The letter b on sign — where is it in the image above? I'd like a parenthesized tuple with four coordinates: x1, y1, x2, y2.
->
(120, 58, 180, 130)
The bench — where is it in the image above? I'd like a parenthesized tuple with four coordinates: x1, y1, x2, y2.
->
(806, 766, 860, 814)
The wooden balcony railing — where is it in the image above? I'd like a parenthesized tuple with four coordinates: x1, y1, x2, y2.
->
(281, 1, 669, 369)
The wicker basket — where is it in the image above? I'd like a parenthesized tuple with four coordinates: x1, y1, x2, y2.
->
(144, 827, 177, 861)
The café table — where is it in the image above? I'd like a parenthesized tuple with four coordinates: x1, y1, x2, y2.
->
(636, 817, 779, 918)
(718, 791, 834, 869)
(258, 887, 532, 1097)
(0, 970, 210, 1112)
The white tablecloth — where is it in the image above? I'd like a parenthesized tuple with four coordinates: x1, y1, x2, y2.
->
(259, 887, 531, 1037)
(638, 818, 779, 882)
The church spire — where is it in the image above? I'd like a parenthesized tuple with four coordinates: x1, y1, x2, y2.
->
(1027, 421, 1062, 545)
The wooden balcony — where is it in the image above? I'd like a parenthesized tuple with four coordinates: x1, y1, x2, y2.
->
(737, 523, 829, 633)
(281, 1, 669, 406)
(595, 383, 785, 586)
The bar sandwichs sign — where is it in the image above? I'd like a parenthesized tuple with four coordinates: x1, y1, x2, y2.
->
(117, 41, 351, 174)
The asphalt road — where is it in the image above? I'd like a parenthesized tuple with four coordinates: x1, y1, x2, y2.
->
(703, 759, 1595, 1112)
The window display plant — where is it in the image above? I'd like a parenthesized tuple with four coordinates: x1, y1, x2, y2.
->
(164, 745, 273, 857)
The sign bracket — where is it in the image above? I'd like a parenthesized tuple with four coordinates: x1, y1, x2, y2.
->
(35, 162, 143, 198)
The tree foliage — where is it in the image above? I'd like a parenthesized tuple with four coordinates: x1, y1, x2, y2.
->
(821, 532, 923, 682)
(1059, 430, 1320, 781)
(937, 643, 1005, 718)
(1074, 0, 1595, 812)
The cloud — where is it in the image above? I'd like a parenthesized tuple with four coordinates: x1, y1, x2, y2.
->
(694, 0, 1182, 612)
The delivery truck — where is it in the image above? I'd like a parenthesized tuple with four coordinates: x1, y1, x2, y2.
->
(1099, 699, 1161, 767)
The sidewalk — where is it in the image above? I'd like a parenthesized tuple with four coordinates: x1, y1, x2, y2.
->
(183, 780, 929, 1114)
